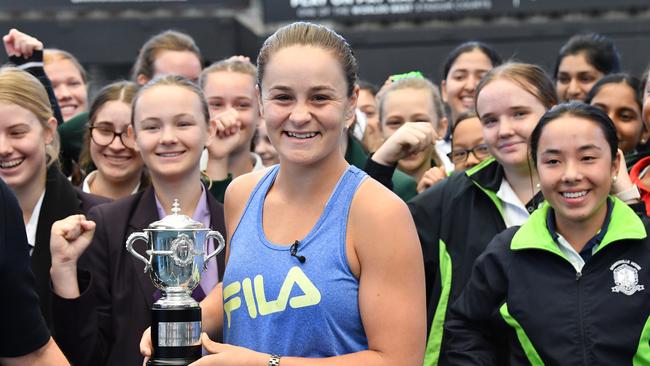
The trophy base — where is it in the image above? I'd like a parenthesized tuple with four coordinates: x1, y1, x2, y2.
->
(147, 344, 202, 366)
(150, 306, 202, 365)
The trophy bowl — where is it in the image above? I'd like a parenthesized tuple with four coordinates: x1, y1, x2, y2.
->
(128, 227, 224, 307)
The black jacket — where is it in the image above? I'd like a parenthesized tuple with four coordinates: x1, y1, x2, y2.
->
(408, 158, 543, 365)
(446, 198, 650, 365)
(32, 165, 108, 329)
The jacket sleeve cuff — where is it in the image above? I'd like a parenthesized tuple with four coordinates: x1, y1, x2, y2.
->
(9, 50, 44, 68)
(364, 155, 396, 191)
(51, 269, 94, 331)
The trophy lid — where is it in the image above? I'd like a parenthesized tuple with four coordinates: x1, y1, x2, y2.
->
(149, 199, 204, 230)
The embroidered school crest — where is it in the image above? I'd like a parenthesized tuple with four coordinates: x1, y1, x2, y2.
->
(610, 260, 645, 296)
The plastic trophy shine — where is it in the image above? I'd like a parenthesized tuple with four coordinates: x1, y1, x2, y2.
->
(126, 199, 225, 366)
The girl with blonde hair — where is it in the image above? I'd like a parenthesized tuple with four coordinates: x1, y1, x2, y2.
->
(49, 74, 226, 366)
(0, 67, 106, 331)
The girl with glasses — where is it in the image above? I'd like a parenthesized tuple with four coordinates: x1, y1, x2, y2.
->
(76, 81, 148, 200)
(446, 111, 491, 171)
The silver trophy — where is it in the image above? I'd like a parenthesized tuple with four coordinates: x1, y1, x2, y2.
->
(126, 199, 225, 366)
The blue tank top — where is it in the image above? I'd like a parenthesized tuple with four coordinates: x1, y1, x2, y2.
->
(222, 165, 369, 357)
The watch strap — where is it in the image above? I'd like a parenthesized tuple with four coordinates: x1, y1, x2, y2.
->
(269, 354, 281, 366)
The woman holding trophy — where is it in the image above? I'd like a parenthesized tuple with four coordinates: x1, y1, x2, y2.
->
(49, 75, 226, 366)
(139, 22, 427, 366)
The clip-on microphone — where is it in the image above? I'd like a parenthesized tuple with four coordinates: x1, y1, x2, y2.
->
(290, 240, 306, 264)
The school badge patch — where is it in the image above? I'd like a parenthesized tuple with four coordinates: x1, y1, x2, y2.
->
(610, 260, 645, 296)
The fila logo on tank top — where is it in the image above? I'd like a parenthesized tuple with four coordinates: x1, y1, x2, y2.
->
(223, 266, 321, 328)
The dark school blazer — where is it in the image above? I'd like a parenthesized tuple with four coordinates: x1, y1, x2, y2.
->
(52, 185, 226, 366)
(32, 165, 109, 330)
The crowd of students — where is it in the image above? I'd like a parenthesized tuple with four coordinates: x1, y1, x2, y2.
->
(1, 20, 650, 366)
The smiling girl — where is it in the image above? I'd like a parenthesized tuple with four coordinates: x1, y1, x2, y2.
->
(554, 33, 620, 103)
(0, 67, 106, 330)
(586, 73, 647, 159)
(370, 76, 446, 193)
(48, 75, 226, 366)
(441, 42, 502, 127)
(446, 102, 650, 364)
(77, 81, 147, 199)
(199, 57, 265, 202)
(44, 49, 88, 121)
(447, 111, 491, 171)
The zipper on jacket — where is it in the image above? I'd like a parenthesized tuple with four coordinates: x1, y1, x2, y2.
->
(576, 271, 588, 365)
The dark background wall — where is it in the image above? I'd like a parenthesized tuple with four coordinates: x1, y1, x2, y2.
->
(0, 16, 261, 95)
(344, 16, 650, 86)
(1, 4, 649, 94)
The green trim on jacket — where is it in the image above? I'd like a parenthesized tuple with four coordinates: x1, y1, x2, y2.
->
(466, 157, 505, 219)
(511, 197, 647, 260)
(634, 315, 650, 365)
(465, 156, 496, 177)
(500, 303, 544, 366)
(423, 239, 452, 366)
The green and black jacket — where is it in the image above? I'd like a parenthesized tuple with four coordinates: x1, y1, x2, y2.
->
(408, 158, 544, 365)
(446, 198, 650, 365)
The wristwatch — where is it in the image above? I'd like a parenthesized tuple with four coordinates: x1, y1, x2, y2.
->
(269, 354, 281, 366)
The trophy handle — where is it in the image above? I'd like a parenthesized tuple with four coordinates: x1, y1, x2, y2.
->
(126, 232, 152, 273)
(204, 230, 225, 269)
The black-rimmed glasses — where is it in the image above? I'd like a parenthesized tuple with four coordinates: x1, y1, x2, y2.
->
(446, 144, 491, 164)
(89, 126, 135, 149)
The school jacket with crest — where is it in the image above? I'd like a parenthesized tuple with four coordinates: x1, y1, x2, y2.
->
(445, 197, 650, 365)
